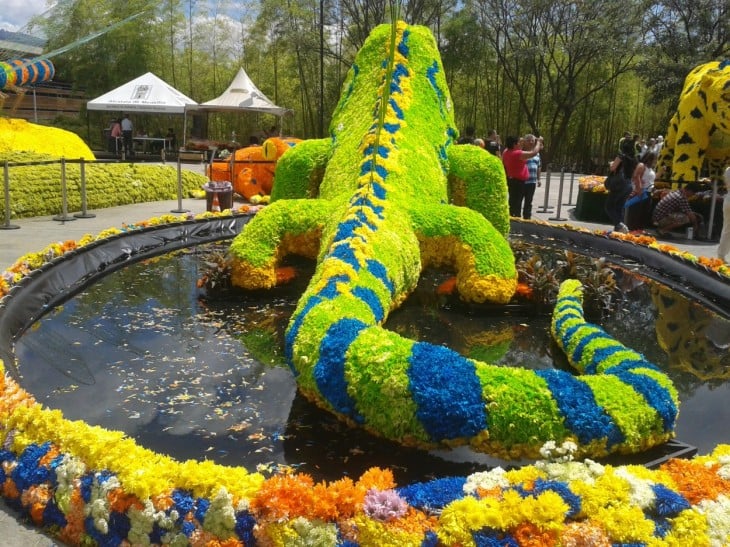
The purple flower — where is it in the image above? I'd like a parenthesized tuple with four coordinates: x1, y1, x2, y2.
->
(363, 488, 408, 521)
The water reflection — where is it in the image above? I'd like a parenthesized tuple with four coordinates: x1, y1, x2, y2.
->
(14, 243, 730, 483)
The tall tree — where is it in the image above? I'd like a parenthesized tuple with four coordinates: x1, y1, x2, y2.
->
(469, 0, 646, 163)
(40, 0, 160, 96)
(643, 0, 730, 107)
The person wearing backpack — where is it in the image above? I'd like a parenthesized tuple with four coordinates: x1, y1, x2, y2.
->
(604, 151, 636, 233)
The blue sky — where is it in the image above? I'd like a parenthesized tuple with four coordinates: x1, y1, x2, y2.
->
(0, 0, 49, 32)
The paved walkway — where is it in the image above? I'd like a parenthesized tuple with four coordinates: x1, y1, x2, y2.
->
(0, 166, 723, 544)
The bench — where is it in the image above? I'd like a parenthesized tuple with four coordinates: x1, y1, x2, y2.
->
(177, 150, 207, 163)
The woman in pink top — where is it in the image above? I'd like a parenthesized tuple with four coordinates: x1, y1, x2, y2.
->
(502, 135, 543, 217)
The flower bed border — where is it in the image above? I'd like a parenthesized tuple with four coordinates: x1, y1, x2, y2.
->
(510, 219, 730, 319)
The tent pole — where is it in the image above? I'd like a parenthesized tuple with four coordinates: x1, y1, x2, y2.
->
(182, 109, 188, 150)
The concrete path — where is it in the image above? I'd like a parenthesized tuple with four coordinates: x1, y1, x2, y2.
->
(0, 165, 723, 544)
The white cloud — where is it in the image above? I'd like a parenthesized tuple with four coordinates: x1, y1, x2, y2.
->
(0, 0, 51, 33)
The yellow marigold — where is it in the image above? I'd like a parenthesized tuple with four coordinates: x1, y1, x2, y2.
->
(352, 513, 425, 546)
(0, 118, 95, 160)
(591, 505, 654, 543)
(438, 496, 506, 544)
(654, 508, 709, 546)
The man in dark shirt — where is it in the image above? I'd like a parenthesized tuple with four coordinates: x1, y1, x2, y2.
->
(486, 129, 502, 157)
(652, 182, 703, 236)
(457, 126, 476, 145)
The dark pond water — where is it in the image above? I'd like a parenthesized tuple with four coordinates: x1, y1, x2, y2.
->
(14, 242, 730, 483)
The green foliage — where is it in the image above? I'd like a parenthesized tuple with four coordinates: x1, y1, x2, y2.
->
(0, 161, 206, 221)
(512, 241, 619, 317)
(42, 0, 160, 96)
(642, 0, 730, 106)
(32, 0, 730, 169)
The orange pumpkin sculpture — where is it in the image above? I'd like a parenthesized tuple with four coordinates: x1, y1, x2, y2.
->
(207, 137, 301, 201)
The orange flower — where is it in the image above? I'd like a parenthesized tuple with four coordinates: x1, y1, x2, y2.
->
(514, 282, 534, 299)
(436, 276, 457, 295)
(560, 521, 611, 547)
(698, 256, 725, 270)
(39, 445, 61, 467)
(357, 467, 396, 492)
(661, 458, 730, 504)
(250, 473, 315, 520)
(2, 477, 19, 499)
(476, 486, 503, 499)
(275, 266, 297, 284)
(513, 521, 558, 546)
(59, 488, 86, 545)
(109, 488, 143, 513)
(21, 485, 52, 524)
(310, 478, 358, 520)
(382, 506, 436, 536)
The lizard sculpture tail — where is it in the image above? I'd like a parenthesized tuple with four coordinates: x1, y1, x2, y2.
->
(228, 21, 678, 460)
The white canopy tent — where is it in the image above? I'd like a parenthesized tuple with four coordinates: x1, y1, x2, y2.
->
(87, 72, 197, 113)
(183, 67, 291, 142)
(190, 67, 289, 116)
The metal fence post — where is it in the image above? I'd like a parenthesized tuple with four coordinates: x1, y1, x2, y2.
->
(564, 170, 576, 206)
(549, 167, 568, 221)
(53, 158, 76, 222)
(1, 161, 20, 230)
(171, 157, 189, 213)
(707, 178, 718, 240)
(74, 158, 95, 219)
(537, 165, 555, 213)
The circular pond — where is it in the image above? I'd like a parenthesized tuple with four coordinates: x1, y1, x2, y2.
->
(12, 237, 730, 484)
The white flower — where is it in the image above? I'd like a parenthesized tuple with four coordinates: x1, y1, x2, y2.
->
(615, 468, 654, 509)
(696, 495, 730, 546)
(464, 468, 509, 494)
(202, 488, 236, 537)
(536, 459, 604, 485)
(538, 439, 578, 462)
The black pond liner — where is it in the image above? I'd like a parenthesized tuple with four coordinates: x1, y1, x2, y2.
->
(1, 215, 725, 468)
(510, 220, 730, 321)
(0, 214, 251, 369)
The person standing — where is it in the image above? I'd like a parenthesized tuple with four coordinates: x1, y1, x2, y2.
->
(486, 129, 502, 157)
(121, 113, 134, 157)
(604, 151, 636, 233)
(109, 118, 122, 154)
(521, 134, 542, 219)
(502, 135, 543, 217)
(457, 126, 476, 145)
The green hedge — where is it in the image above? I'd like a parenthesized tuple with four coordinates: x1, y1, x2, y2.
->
(0, 153, 207, 221)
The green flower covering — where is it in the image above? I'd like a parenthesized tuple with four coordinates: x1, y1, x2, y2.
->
(226, 21, 677, 459)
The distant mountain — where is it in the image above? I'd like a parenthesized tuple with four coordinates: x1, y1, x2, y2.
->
(0, 29, 46, 53)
